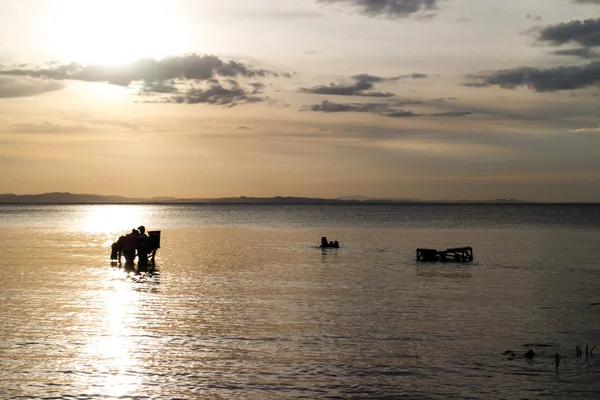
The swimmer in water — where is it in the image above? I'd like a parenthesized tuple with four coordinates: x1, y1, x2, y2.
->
(320, 237, 329, 248)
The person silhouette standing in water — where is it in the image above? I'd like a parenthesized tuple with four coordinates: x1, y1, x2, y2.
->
(136, 225, 150, 271)
(320, 237, 329, 248)
(122, 229, 139, 268)
(110, 235, 125, 264)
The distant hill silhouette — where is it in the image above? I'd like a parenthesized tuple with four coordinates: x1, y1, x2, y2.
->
(0, 192, 536, 204)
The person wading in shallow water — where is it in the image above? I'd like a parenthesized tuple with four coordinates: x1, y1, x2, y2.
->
(122, 229, 139, 267)
(319, 237, 340, 248)
(136, 225, 150, 271)
(110, 235, 125, 263)
(320, 237, 329, 248)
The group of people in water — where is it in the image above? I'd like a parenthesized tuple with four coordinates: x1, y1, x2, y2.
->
(111, 229, 335, 271)
(320, 236, 340, 248)
(110, 225, 153, 271)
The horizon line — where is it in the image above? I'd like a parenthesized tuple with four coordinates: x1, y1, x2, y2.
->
(0, 192, 599, 204)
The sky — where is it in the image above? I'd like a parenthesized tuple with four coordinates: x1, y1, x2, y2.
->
(1, 0, 600, 201)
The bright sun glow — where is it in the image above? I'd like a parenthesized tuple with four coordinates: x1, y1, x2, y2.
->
(46, 0, 186, 65)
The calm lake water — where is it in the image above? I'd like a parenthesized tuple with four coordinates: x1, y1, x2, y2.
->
(1, 204, 599, 399)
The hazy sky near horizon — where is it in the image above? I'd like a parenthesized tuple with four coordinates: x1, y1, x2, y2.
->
(1, 0, 600, 201)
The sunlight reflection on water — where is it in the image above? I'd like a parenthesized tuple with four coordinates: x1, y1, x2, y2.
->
(0, 205, 599, 399)
(74, 270, 143, 398)
(78, 205, 149, 234)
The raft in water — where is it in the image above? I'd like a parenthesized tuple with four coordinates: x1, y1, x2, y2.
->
(416, 247, 473, 263)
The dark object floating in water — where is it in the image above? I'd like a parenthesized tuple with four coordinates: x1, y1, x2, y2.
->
(502, 349, 538, 359)
(525, 349, 536, 359)
(416, 247, 473, 262)
(591, 302, 600, 306)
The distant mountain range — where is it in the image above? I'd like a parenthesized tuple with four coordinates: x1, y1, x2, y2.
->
(0, 192, 536, 204)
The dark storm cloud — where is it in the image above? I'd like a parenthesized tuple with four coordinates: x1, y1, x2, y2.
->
(0, 75, 65, 98)
(316, 0, 441, 19)
(300, 73, 426, 97)
(307, 100, 472, 119)
(464, 62, 600, 92)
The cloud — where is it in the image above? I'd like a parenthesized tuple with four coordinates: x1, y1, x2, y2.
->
(307, 100, 472, 118)
(300, 75, 394, 97)
(570, 0, 600, 4)
(249, 82, 266, 94)
(300, 73, 426, 97)
(394, 99, 424, 106)
(528, 18, 600, 59)
(0, 54, 285, 87)
(430, 111, 473, 117)
(316, 0, 441, 19)
(464, 62, 600, 92)
(432, 97, 458, 102)
(309, 100, 391, 113)
(386, 110, 421, 118)
(0, 54, 290, 106)
(551, 48, 600, 58)
(0, 76, 65, 98)
(407, 73, 428, 79)
(150, 81, 265, 107)
(537, 18, 600, 47)
(525, 14, 542, 21)
(140, 80, 179, 94)
(569, 125, 600, 132)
